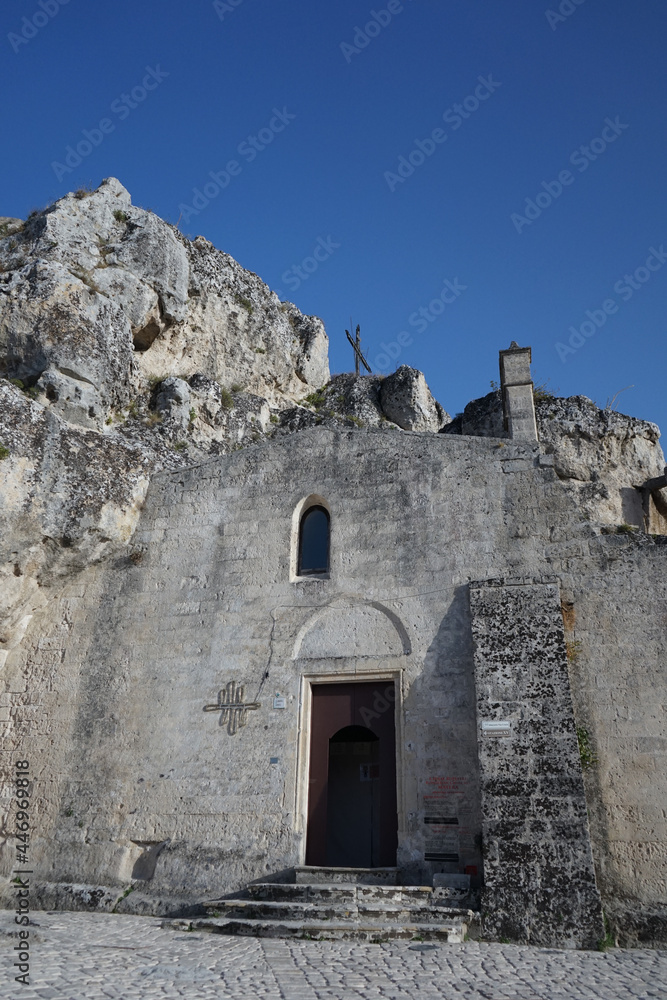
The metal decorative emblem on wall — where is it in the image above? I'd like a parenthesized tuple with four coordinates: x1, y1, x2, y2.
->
(204, 681, 260, 735)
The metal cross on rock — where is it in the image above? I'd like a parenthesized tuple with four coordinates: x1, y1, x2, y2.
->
(345, 324, 372, 375)
(204, 680, 260, 735)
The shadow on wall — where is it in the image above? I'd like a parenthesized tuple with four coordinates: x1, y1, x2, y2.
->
(620, 486, 644, 528)
(131, 839, 170, 880)
(400, 585, 484, 888)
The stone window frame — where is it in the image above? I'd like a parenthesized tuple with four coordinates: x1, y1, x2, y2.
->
(290, 494, 331, 582)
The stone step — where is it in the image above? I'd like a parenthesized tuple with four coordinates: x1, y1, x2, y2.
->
(196, 870, 480, 943)
(294, 865, 399, 885)
(206, 898, 469, 924)
(245, 882, 435, 905)
(180, 916, 470, 943)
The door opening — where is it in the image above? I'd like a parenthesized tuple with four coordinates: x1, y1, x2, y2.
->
(327, 725, 380, 867)
(306, 681, 397, 867)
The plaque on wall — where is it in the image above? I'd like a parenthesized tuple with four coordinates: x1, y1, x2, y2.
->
(424, 825, 459, 863)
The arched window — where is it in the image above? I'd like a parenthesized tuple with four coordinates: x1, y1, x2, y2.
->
(298, 505, 330, 576)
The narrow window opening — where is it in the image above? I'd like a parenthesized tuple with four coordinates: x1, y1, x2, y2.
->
(298, 505, 330, 576)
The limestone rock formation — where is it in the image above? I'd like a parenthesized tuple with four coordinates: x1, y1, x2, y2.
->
(0, 379, 156, 669)
(0, 178, 455, 670)
(1, 175, 664, 660)
(535, 394, 666, 527)
(0, 217, 23, 238)
(535, 394, 663, 483)
(0, 177, 330, 424)
(443, 388, 506, 439)
(275, 370, 450, 435)
(380, 365, 449, 432)
(445, 388, 666, 527)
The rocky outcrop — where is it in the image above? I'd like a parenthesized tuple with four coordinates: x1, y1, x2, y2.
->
(380, 366, 449, 432)
(0, 179, 454, 669)
(535, 394, 663, 483)
(0, 380, 163, 669)
(536, 395, 666, 529)
(0, 178, 330, 426)
(275, 369, 450, 435)
(0, 217, 23, 238)
(444, 388, 666, 527)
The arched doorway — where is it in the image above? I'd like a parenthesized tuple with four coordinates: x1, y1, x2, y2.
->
(306, 681, 398, 868)
(327, 725, 380, 867)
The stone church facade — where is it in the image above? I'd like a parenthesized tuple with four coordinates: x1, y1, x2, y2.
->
(1, 181, 666, 949)
(7, 346, 664, 949)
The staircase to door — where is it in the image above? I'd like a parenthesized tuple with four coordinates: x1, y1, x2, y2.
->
(181, 866, 479, 943)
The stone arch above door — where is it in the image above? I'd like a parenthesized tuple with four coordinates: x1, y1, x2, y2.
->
(293, 600, 411, 659)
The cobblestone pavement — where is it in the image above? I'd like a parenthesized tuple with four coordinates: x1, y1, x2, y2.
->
(1, 910, 666, 1000)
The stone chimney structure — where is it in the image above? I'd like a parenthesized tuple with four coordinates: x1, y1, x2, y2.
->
(499, 341, 538, 441)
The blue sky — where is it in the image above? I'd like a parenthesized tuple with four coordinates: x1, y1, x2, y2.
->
(3, 0, 667, 431)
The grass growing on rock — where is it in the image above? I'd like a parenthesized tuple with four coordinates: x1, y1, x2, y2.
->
(234, 293, 253, 315)
(577, 727, 598, 769)
(533, 380, 557, 403)
(220, 387, 234, 410)
(302, 387, 327, 410)
(70, 266, 102, 294)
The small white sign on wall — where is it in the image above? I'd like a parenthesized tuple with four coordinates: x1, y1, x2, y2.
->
(273, 694, 286, 710)
(481, 720, 512, 736)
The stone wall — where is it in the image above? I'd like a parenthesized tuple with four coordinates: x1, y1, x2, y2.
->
(1, 422, 665, 945)
(2, 179, 666, 945)
(2, 428, 551, 913)
(561, 533, 667, 946)
(470, 580, 604, 949)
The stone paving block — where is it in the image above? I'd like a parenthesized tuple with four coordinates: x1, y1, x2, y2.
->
(2, 909, 667, 1000)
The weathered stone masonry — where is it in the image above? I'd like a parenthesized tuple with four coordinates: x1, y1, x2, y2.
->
(1, 181, 666, 948)
(4, 423, 642, 946)
(471, 580, 603, 948)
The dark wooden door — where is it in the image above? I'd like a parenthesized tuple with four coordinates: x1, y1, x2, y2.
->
(306, 681, 398, 867)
